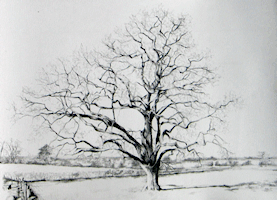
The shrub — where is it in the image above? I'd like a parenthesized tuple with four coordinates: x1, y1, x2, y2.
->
(206, 161, 214, 166)
(259, 160, 272, 167)
(90, 161, 102, 168)
(229, 160, 238, 167)
(38, 144, 52, 163)
(241, 160, 251, 166)
(131, 160, 140, 167)
(215, 161, 228, 166)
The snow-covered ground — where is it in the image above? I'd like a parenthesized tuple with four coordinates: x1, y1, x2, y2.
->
(1, 164, 277, 200)
(0, 164, 108, 200)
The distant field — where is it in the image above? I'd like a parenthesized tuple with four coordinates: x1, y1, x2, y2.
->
(1, 159, 277, 200)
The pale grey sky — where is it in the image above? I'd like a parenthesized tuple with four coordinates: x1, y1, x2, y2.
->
(0, 0, 276, 157)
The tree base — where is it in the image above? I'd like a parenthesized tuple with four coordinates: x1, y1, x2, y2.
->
(140, 163, 161, 191)
(143, 184, 161, 191)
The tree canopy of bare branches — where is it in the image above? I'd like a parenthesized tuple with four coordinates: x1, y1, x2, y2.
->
(19, 9, 234, 190)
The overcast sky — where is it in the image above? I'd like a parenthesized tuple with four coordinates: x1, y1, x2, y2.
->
(0, 0, 276, 157)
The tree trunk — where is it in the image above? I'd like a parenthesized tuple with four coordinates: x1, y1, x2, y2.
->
(140, 163, 161, 190)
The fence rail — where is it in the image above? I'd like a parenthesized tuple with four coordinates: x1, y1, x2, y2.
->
(3, 177, 38, 200)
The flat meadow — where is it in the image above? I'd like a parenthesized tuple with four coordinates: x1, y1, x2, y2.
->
(1, 159, 277, 200)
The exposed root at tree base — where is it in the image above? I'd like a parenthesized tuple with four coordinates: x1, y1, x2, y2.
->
(142, 184, 161, 191)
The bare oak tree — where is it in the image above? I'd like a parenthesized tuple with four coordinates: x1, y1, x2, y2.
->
(20, 9, 233, 190)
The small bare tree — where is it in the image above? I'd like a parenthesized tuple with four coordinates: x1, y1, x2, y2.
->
(1, 139, 21, 163)
(19, 9, 234, 190)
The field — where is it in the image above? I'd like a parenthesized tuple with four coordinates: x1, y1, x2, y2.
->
(1, 159, 277, 200)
